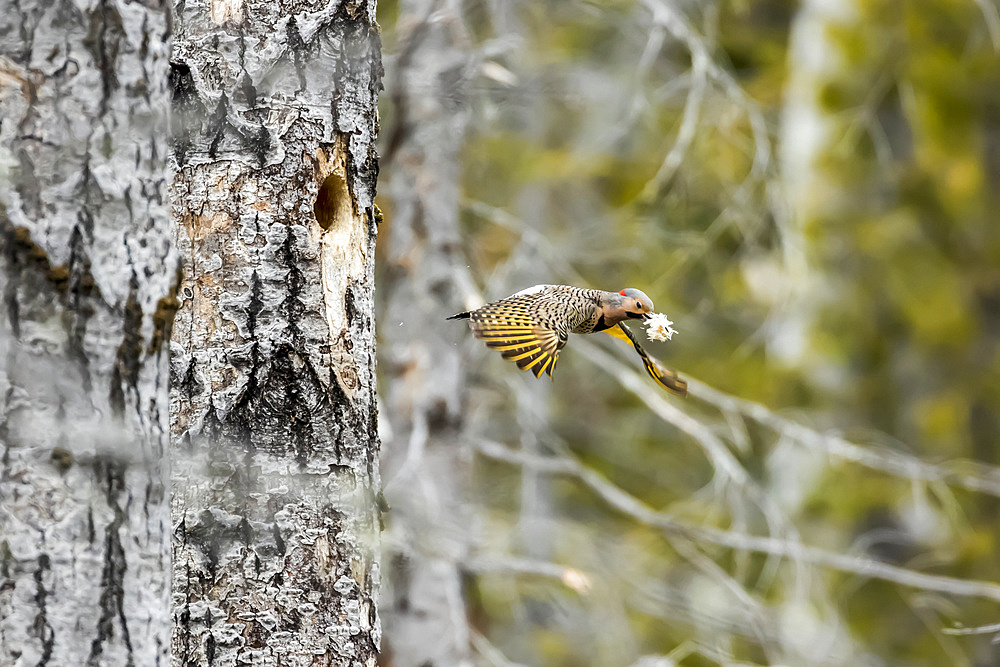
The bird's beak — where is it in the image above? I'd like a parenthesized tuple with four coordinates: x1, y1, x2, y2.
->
(642, 312, 652, 321)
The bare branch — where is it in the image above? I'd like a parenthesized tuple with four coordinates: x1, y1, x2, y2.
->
(690, 379, 1000, 499)
(974, 0, 1000, 51)
(637, 50, 708, 200)
(642, 0, 772, 177)
(464, 555, 587, 588)
(475, 440, 1000, 604)
(943, 621, 1000, 636)
(470, 629, 531, 667)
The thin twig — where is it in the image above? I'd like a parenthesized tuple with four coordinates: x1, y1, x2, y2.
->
(942, 621, 1000, 636)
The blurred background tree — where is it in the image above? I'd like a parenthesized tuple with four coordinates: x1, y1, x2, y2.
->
(376, 0, 1000, 664)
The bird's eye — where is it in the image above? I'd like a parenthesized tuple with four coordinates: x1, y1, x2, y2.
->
(636, 301, 643, 310)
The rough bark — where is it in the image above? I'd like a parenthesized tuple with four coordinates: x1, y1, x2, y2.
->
(0, 1, 174, 665)
(168, 1, 382, 664)
(379, 1, 476, 664)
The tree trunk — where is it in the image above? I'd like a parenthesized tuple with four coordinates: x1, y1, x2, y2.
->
(168, 1, 382, 665)
(0, 1, 174, 665)
(379, 1, 476, 664)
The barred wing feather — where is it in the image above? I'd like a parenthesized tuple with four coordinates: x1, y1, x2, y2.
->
(468, 298, 565, 378)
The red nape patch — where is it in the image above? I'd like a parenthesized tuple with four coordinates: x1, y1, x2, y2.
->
(619, 289, 627, 296)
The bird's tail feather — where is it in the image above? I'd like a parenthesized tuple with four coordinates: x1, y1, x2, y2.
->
(639, 355, 688, 397)
(608, 324, 688, 397)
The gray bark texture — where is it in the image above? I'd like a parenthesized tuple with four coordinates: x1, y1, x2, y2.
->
(0, 1, 174, 665)
(168, 1, 382, 665)
(379, 1, 476, 665)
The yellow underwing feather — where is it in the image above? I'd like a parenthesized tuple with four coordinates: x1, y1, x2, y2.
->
(603, 326, 632, 343)
(469, 312, 564, 378)
(520, 352, 547, 375)
(538, 354, 558, 378)
(482, 332, 539, 341)
(505, 347, 543, 363)
(487, 341, 540, 352)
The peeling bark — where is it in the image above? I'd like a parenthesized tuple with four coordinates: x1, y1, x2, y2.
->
(0, 1, 174, 665)
(168, 1, 382, 664)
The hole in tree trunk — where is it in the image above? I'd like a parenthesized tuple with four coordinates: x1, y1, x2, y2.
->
(314, 170, 349, 231)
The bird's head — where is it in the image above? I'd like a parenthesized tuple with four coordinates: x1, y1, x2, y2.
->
(606, 288, 654, 323)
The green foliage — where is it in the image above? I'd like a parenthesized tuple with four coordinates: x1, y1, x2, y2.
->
(379, 0, 1000, 663)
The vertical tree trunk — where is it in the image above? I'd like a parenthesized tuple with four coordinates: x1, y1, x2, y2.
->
(773, 0, 859, 365)
(168, 1, 382, 664)
(0, 1, 174, 665)
(379, 2, 476, 664)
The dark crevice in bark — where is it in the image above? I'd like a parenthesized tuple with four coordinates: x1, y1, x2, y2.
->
(9, 0, 32, 65)
(327, 369, 348, 464)
(169, 60, 201, 166)
(83, 0, 125, 116)
(368, 392, 379, 478)
(285, 16, 307, 93)
(32, 554, 54, 666)
(176, 545, 192, 666)
(234, 33, 250, 98)
(67, 225, 97, 393)
(87, 507, 96, 544)
(274, 347, 315, 465)
(281, 224, 305, 342)
(276, 227, 325, 464)
(0, 540, 12, 580)
(245, 124, 271, 166)
(206, 92, 231, 159)
(88, 458, 134, 667)
(110, 275, 144, 418)
(171, 361, 202, 460)
(238, 516, 252, 544)
(228, 271, 262, 449)
(0, 205, 21, 337)
(238, 68, 256, 109)
(344, 282, 359, 327)
(203, 606, 216, 665)
(0, 389, 11, 482)
(271, 521, 286, 556)
(14, 150, 42, 219)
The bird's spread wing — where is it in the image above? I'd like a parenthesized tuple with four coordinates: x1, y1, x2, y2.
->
(607, 324, 688, 396)
(468, 296, 566, 378)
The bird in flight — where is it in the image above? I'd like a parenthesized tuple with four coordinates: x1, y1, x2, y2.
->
(448, 285, 687, 396)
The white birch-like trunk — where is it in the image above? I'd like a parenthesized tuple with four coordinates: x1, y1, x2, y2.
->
(379, 1, 476, 664)
(0, 1, 174, 664)
(773, 0, 860, 366)
(168, 1, 382, 664)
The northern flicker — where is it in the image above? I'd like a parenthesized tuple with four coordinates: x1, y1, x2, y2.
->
(448, 285, 687, 396)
